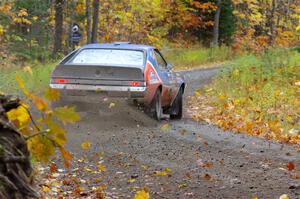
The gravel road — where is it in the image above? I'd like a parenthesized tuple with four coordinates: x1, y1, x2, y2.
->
(57, 68, 300, 199)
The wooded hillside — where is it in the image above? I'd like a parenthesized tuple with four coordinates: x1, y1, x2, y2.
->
(0, 0, 299, 64)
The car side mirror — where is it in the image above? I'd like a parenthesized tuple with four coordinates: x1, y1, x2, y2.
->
(167, 64, 173, 71)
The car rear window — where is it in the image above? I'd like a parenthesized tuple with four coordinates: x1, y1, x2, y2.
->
(68, 49, 144, 67)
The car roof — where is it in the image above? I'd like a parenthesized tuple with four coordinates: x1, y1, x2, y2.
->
(80, 43, 154, 51)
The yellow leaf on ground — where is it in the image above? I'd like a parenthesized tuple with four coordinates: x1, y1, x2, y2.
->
(154, 171, 168, 176)
(218, 94, 226, 101)
(81, 141, 91, 150)
(44, 87, 60, 102)
(134, 188, 149, 199)
(194, 90, 201, 97)
(54, 106, 80, 124)
(279, 194, 289, 199)
(109, 102, 116, 108)
(41, 185, 50, 193)
(165, 168, 172, 173)
(98, 164, 107, 172)
(128, 178, 136, 183)
(161, 123, 169, 131)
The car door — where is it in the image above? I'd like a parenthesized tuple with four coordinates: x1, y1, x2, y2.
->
(153, 49, 174, 106)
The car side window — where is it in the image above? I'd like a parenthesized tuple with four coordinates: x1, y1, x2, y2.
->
(154, 50, 167, 71)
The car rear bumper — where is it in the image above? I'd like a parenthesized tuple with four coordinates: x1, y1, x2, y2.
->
(50, 83, 146, 98)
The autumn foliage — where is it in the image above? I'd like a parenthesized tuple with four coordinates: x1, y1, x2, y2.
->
(6, 75, 80, 166)
(188, 50, 300, 144)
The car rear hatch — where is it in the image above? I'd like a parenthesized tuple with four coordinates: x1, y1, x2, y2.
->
(50, 64, 146, 97)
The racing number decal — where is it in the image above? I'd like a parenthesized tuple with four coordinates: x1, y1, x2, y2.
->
(144, 62, 160, 84)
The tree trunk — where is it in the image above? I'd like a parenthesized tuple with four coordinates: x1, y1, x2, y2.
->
(269, 0, 276, 45)
(86, 0, 92, 44)
(0, 95, 38, 199)
(212, 0, 222, 47)
(91, 0, 100, 43)
(53, 0, 64, 57)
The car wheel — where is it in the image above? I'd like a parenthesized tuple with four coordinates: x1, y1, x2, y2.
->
(152, 89, 163, 120)
(170, 88, 183, 120)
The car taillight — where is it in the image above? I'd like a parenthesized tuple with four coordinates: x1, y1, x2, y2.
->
(130, 81, 141, 86)
(54, 79, 68, 83)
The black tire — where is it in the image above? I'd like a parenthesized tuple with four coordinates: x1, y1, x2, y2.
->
(170, 88, 183, 120)
(152, 89, 163, 120)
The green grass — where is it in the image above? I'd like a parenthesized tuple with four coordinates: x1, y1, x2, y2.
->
(162, 46, 235, 70)
(0, 62, 56, 96)
(195, 49, 300, 143)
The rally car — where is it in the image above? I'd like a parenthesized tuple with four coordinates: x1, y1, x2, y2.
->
(50, 42, 185, 120)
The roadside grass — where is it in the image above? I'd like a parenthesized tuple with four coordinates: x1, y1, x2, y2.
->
(189, 49, 300, 144)
(162, 46, 235, 70)
(0, 62, 56, 96)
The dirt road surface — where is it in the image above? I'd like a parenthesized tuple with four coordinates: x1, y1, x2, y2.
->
(47, 68, 300, 199)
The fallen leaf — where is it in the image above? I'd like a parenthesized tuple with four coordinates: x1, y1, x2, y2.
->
(202, 162, 214, 168)
(279, 194, 289, 199)
(154, 168, 172, 176)
(154, 171, 168, 176)
(165, 168, 172, 173)
(290, 170, 300, 179)
(41, 185, 50, 193)
(184, 192, 194, 196)
(50, 163, 57, 173)
(287, 162, 295, 171)
(185, 172, 192, 179)
(178, 183, 187, 188)
(134, 188, 149, 199)
(194, 90, 201, 97)
(98, 164, 107, 172)
(81, 141, 91, 150)
(109, 102, 116, 108)
(161, 123, 169, 131)
(203, 173, 212, 181)
(128, 178, 136, 183)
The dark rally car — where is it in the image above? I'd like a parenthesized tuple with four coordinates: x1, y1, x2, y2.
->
(50, 42, 185, 120)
